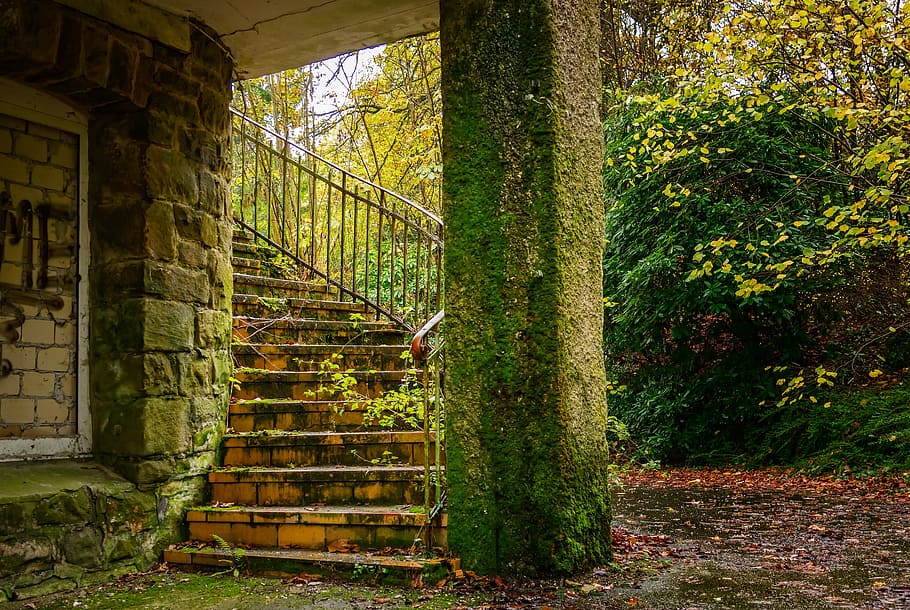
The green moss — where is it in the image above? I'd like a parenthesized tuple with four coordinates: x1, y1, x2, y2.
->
(441, 0, 611, 575)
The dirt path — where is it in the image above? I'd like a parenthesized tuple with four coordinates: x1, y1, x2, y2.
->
(598, 469, 910, 609)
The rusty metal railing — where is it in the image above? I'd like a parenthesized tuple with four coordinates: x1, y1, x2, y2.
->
(410, 310, 445, 531)
(230, 108, 444, 331)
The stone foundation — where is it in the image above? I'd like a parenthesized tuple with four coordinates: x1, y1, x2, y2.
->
(0, 461, 159, 602)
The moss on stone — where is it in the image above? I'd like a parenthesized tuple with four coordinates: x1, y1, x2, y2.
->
(441, 0, 611, 575)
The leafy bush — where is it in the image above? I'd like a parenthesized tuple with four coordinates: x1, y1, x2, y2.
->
(602, 93, 865, 463)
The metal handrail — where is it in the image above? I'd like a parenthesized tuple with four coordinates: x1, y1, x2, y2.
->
(230, 108, 444, 331)
(410, 308, 444, 362)
(411, 310, 445, 531)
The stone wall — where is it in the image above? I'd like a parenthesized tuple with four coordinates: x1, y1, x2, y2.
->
(0, 0, 234, 598)
(0, 112, 78, 440)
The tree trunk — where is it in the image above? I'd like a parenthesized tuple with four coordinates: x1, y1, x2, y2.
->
(440, 0, 612, 575)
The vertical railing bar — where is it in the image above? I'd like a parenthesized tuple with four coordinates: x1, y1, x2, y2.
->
(326, 170, 333, 286)
(402, 217, 409, 324)
(364, 190, 371, 311)
(295, 163, 302, 261)
(352, 188, 359, 306)
(253, 141, 261, 244)
(426, 232, 433, 322)
(340, 173, 347, 295)
(309, 156, 316, 272)
(238, 115, 246, 225)
(376, 193, 384, 321)
(414, 224, 422, 325)
(281, 144, 288, 250)
(389, 205, 395, 320)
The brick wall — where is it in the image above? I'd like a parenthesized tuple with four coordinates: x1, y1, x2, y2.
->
(0, 113, 79, 439)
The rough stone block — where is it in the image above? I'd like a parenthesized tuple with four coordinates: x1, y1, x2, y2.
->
(89, 354, 143, 402)
(140, 352, 177, 395)
(62, 526, 103, 569)
(0, 129, 12, 154)
(91, 204, 146, 260)
(54, 12, 83, 79)
(144, 200, 178, 260)
(177, 353, 211, 397)
(198, 85, 229, 133)
(212, 350, 231, 388)
(107, 38, 136, 99)
(177, 239, 206, 268)
(81, 21, 110, 87)
(195, 309, 230, 349)
(99, 397, 192, 457)
(200, 213, 218, 248)
(145, 144, 198, 203)
(35, 488, 92, 525)
(141, 299, 194, 351)
(0, 501, 34, 537)
(143, 263, 208, 304)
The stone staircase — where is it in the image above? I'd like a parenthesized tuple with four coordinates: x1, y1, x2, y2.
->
(165, 230, 447, 583)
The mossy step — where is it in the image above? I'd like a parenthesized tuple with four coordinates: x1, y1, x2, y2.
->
(208, 465, 428, 506)
(232, 344, 410, 372)
(232, 294, 369, 321)
(231, 241, 276, 259)
(233, 273, 337, 299)
(221, 430, 440, 468)
(164, 546, 452, 586)
(229, 399, 367, 432)
(231, 256, 261, 271)
(232, 316, 410, 346)
(184, 504, 447, 552)
(232, 369, 414, 401)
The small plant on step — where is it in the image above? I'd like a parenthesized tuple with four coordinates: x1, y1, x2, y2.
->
(256, 296, 288, 315)
(350, 449, 401, 466)
(211, 534, 247, 577)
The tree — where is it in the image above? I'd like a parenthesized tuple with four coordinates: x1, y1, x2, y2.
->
(603, 0, 910, 461)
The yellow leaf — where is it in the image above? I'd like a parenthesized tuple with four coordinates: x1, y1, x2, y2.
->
(869, 369, 883, 378)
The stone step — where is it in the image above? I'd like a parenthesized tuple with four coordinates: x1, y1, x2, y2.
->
(233, 273, 337, 300)
(231, 240, 273, 260)
(221, 431, 438, 468)
(232, 369, 414, 401)
(231, 256, 262, 274)
(164, 546, 451, 586)
(183, 505, 446, 552)
(208, 466, 427, 506)
(229, 399, 366, 433)
(232, 344, 411, 372)
(232, 294, 369, 320)
(232, 317, 409, 346)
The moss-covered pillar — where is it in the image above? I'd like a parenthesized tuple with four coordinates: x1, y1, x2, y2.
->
(440, 0, 611, 574)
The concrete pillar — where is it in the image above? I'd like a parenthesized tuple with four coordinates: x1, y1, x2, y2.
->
(441, 0, 612, 574)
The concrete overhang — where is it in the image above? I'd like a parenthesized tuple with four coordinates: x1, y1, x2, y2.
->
(57, 0, 439, 78)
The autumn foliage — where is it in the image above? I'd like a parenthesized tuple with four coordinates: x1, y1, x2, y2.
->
(603, 0, 910, 467)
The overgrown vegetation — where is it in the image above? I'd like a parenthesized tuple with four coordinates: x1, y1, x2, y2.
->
(603, 0, 910, 469)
